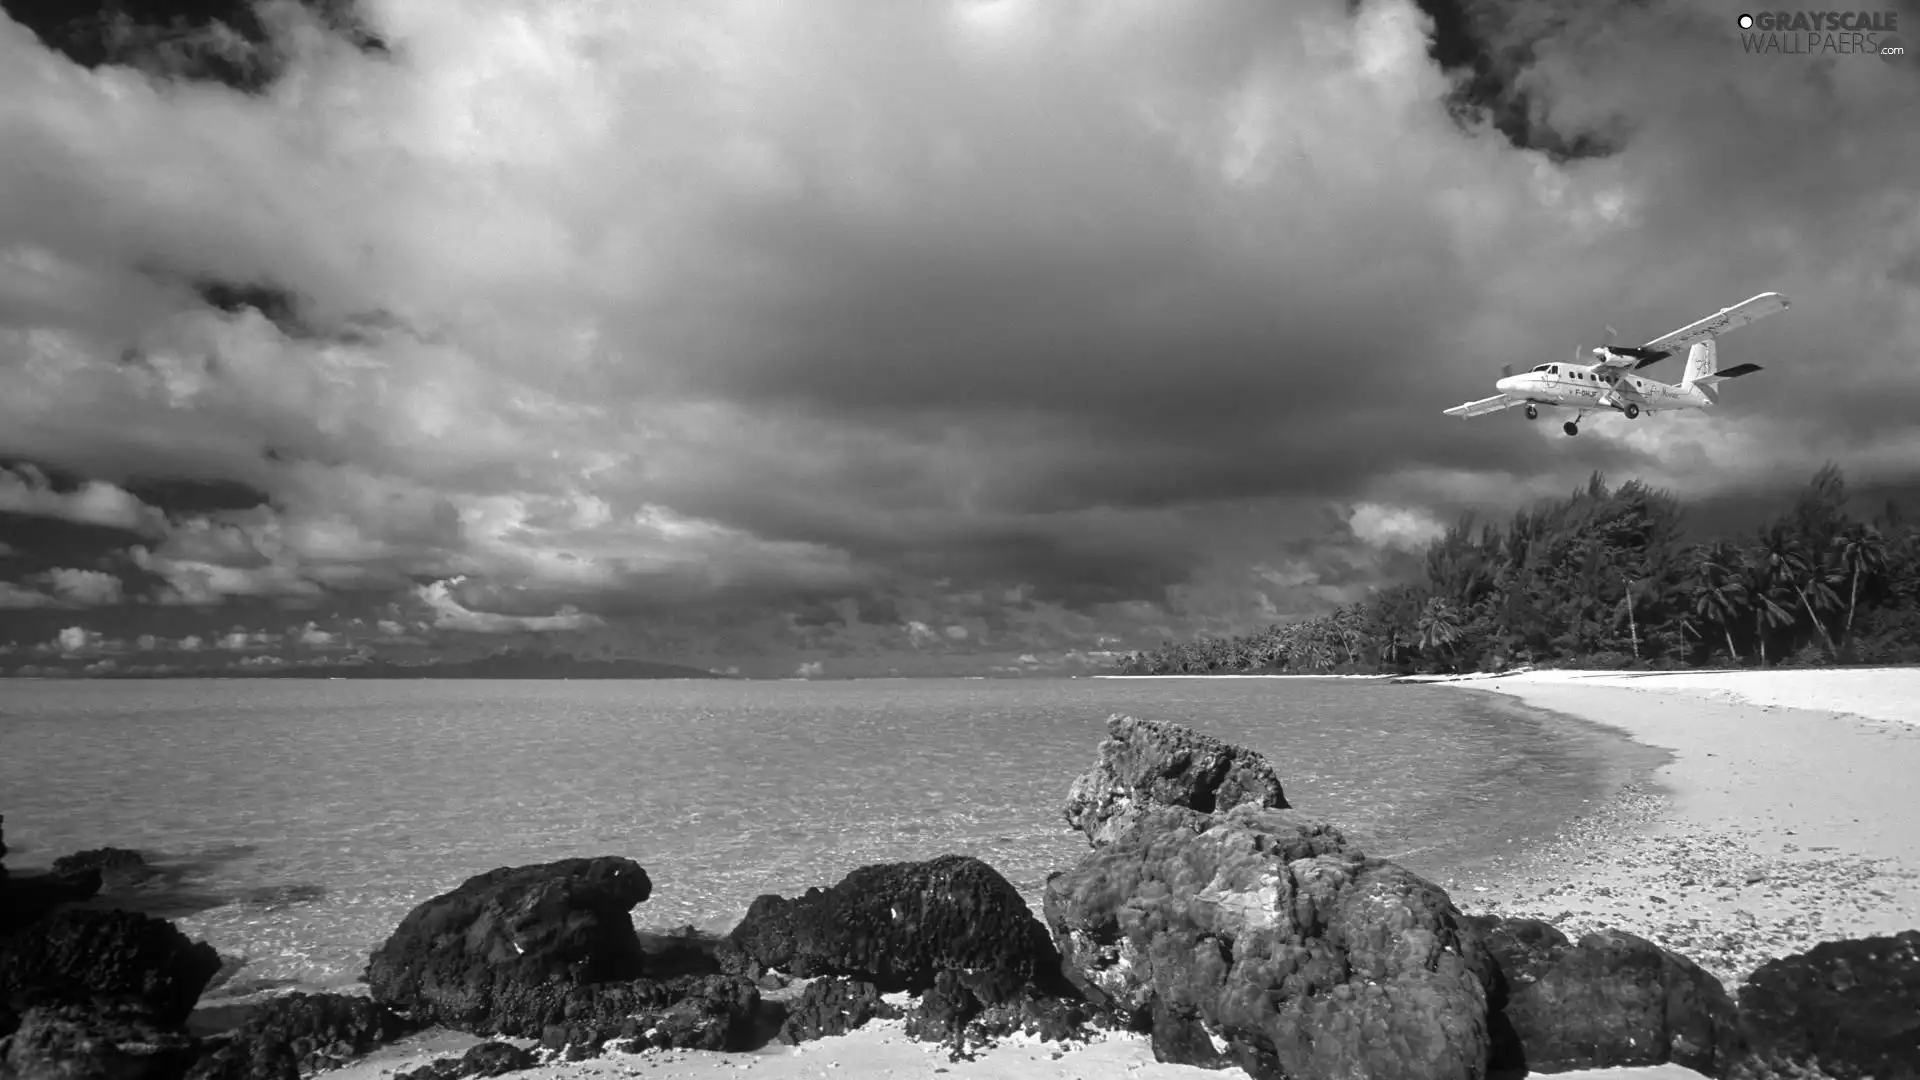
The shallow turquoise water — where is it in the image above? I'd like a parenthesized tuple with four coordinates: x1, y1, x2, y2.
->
(0, 676, 1647, 996)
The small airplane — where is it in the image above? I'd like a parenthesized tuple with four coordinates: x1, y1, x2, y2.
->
(1444, 292, 1790, 435)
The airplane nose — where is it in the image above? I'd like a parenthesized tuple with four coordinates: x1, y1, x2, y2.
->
(1495, 376, 1516, 392)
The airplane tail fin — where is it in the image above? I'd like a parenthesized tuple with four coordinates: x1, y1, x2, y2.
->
(1684, 336, 1762, 402)
(1681, 339, 1717, 388)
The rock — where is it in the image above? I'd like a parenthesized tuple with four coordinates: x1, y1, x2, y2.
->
(0, 909, 222, 1028)
(900, 970, 1099, 1058)
(633, 926, 726, 979)
(1045, 800, 1494, 1080)
(395, 1040, 539, 1080)
(1464, 915, 1742, 1075)
(0, 1002, 203, 1080)
(633, 975, 761, 1052)
(1063, 714, 1289, 847)
(51, 848, 164, 892)
(1728, 930, 1920, 1080)
(0, 869, 103, 943)
(777, 978, 899, 1044)
(363, 856, 652, 1034)
(725, 854, 1064, 1001)
(533, 974, 766, 1055)
(178, 1035, 299, 1080)
(185, 991, 419, 1078)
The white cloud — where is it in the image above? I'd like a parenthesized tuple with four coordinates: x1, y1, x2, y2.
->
(1347, 502, 1448, 553)
(0, 467, 167, 535)
(45, 568, 124, 606)
(413, 576, 603, 633)
(0, 582, 58, 608)
(55, 626, 101, 655)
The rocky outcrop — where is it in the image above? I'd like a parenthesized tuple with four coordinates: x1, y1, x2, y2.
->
(1046, 800, 1495, 1080)
(776, 977, 898, 1044)
(1063, 715, 1289, 847)
(0, 908, 222, 1028)
(363, 856, 653, 1034)
(531, 974, 766, 1055)
(1727, 929, 1920, 1080)
(1464, 915, 1742, 1075)
(396, 1040, 539, 1080)
(1, 1002, 203, 1080)
(51, 848, 164, 892)
(900, 969, 1097, 1057)
(183, 991, 419, 1079)
(725, 854, 1065, 1002)
(633, 926, 727, 979)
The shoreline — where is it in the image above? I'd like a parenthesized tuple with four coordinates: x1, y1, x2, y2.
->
(1437, 668, 1920, 991)
(305, 670, 1920, 1080)
(26, 671, 1913, 1079)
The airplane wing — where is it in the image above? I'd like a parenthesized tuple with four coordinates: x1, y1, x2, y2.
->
(1444, 394, 1523, 418)
(1595, 292, 1791, 371)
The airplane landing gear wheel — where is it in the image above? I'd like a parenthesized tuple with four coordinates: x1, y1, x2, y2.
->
(1564, 421, 1580, 436)
(1624, 404, 1640, 419)
(1524, 404, 1538, 420)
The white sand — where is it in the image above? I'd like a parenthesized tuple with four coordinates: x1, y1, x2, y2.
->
(322, 667, 1920, 1080)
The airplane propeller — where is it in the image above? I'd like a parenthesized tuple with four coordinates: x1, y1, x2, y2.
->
(1575, 326, 1621, 363)
(1502, 364, 1515, 378)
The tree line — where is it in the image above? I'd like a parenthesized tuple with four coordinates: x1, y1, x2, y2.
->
(1114, 465, 1920, 675)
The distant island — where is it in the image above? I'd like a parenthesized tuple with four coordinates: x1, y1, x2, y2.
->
(1116, 464, 1920, 677)
(88, 649, 727, 681)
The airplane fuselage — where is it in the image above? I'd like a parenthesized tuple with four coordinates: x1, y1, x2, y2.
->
(1493, 363, 1709, 415)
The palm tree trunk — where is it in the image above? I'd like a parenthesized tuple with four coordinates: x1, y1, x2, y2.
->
(1724, 626, 1739, 663)
(1847, 565, 1861, 639)
(1796, 587, 1837, 655)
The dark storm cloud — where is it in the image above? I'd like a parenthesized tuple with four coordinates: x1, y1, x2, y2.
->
(2, 0, 1917, 669)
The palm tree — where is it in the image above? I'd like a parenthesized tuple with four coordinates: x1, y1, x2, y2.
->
(1689, 555, 1748, 663)
(1741, 540, 1799, 666)
(1834, 523, 1889, 643)
(1759, 525, 1840, 656)
(1416, 597, 1462, 669)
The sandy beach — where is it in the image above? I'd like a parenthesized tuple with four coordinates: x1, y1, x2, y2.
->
(315, 667, 1920, 1080)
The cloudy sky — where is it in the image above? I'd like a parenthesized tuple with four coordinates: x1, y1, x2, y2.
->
(1, 0, 1917, 678)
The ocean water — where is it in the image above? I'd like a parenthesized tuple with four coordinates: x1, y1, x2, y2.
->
(0, 676, 1651, 1000)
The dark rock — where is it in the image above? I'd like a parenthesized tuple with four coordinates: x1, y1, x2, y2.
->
(185, 991, 419, 1078)
(778, 978, 899, 1044)
(1149, 993, 1232, 1070)
(1063, 714, 1289, 847)
(726, 854, 1063, 1000)
(1728, 930, 1920, 1080)
(0, 1002, 203, 1080)
(395, 1040, 539, 1080)
(178, 1035, 299, 1080)
(636, 975, 760, 1052)
(363, 856, 652, 1034)
(0, 909, 222, 1028)
(1465, 916, 1741, 1075)
(531, 974, 766, 1055)
(0, 869, 103, 942)
(901, 970, 980, 1055)
(634, 926, 726, 979)
(1045, 799, 1494, 1080)
(901, 971, 1100, 1060)
(51, 849, 164, 892)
